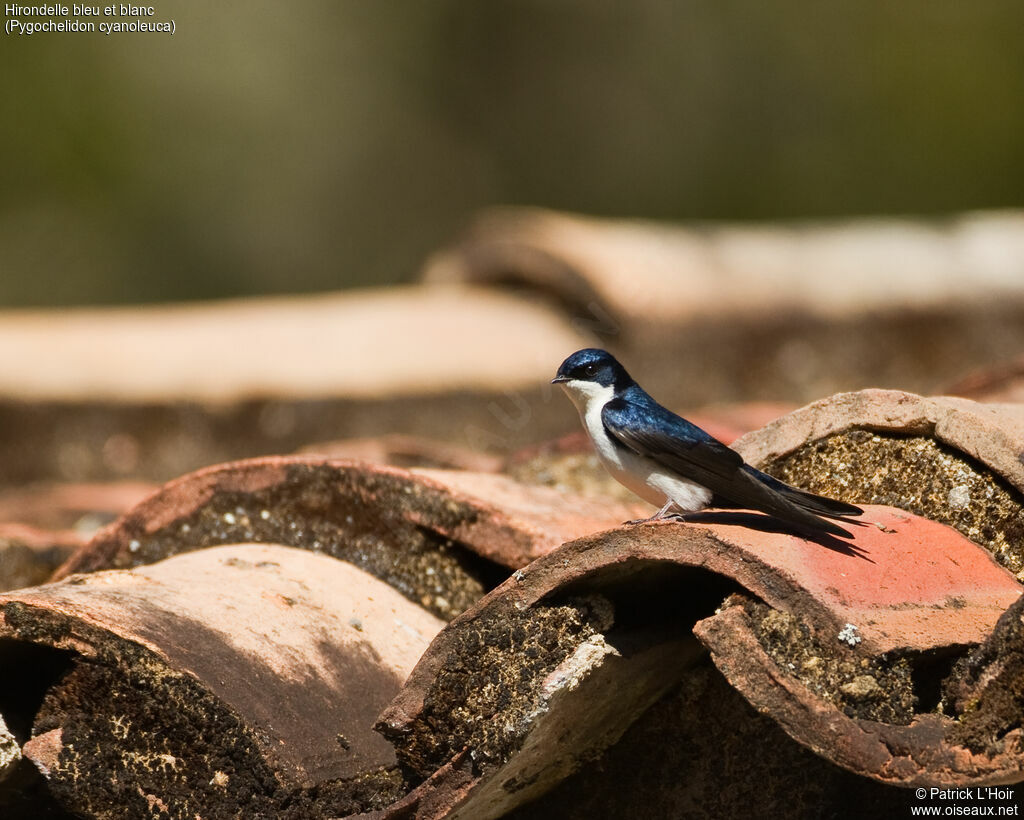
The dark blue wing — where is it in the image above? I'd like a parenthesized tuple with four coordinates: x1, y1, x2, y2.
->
(601, 389, 862, 538)
(600, 391, 743, 481)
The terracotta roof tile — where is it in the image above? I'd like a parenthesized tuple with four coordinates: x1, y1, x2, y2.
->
(0, 287, 586, 404)
(944, 355, 1024, 403)
(425, 208, 1024, 323)
(5, 544, 446, 817)
(1, 269, 1024, 816)
(55, 456, 647, 621)
(298, 434, 503, 473)
(375, 501, 1021, 807)
(734, 389, 1024, 578)
(0, 524, 84, 593)
(424, 208, 1024, 404)
(694, 603, 1024, 785)
(0, 481, 154, 533)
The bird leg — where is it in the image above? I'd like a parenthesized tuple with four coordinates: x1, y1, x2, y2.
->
(626, 499, 689, 525)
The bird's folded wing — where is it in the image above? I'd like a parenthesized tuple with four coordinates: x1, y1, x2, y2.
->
(601, 399, 744, 481)
(602, 397, 861, 538)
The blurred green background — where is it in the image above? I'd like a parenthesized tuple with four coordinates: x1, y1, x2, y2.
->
(2, 0, 1023, 307)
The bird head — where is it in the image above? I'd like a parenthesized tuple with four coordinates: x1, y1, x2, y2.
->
(551, 349, 631, 404)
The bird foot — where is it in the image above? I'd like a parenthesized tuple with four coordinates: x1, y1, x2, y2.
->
(624, 511, 690, 525)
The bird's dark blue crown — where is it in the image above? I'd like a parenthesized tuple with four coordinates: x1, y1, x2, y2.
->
(553, 348, 632, 389)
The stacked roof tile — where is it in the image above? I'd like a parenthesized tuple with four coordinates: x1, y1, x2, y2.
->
(1, 210, 1024, 818)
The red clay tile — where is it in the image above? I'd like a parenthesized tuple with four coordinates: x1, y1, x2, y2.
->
(0, 481, 155, 532)
(425, 209, 1024, 406)
(494, 650, 903, 818)
(0, 287, 585, 404)
(732, 389, 1024, 585)
(0, 286, 588, 487)
(298, 434, 504, 472)
(694, 604, 1024, 786)
(693, 506, 1021, 655)
(734, 389, 1024, 493)
(0, 524, 84, 592)
(377, 542, 703, 818)
(944, 355, 1024, 403)
(412, 467, 648, 564)
(938, 595, 1024, 767)
(425, 208, 1024, 325)
(54, 457, 648, 621)
(5, 543, 446, 817)
(448, 508, 1017, 657)
(377, 510, 1021, 808)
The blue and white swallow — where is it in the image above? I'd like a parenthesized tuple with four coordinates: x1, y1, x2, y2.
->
(552, 348, 863, 538)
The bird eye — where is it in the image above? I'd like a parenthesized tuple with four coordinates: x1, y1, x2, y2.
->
(583, 363, 598, 377)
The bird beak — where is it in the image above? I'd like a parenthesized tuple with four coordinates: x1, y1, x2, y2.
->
(551, 375, 569, 384)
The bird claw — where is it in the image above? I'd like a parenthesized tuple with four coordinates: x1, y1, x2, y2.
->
(624, 512, 689, 525)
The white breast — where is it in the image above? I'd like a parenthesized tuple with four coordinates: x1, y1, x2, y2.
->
(559, 380, 712, 513)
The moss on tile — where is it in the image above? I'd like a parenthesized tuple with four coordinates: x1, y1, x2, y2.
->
(110, 464, 504, 620)
(507, 450, 638, 503)
(943, 595, 1024, 754)
(384, 596, 613, 778)
(37, 656, 405, 819)
(509, 661, 904, 820)
(0, 540, 75, 593)
(746, 599, 916, 725)
(766, 430, 1024, 576)
(23, 633, 406, 819)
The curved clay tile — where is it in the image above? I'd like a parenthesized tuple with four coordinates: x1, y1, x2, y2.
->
(55, 456, 648, 620)
(694, 601, 1024, 788)
(733, 389, 1024, 579)
(0, 286, 585, 404)
(3, 544, 446, 818)
(0, 481, 155, 533)
(424, 208, 1024, 324)
(944, 355, 1024, 403)
(424, 209, 1024, 406)
(0, 285, 587, 487)
(0, 524, 84, 593)
(942, 594, 1024, 760)
(297, 434, 504, 473)
(376, 510, 1021, 815)
(0, 480, 154, 591)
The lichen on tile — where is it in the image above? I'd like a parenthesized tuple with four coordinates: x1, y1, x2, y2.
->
(384, 596, 614, 778)
(506, 450, 638, 503)
(112, 464, 501, 620)
(942, 595, 1024, 754)
(746, 599, 916, 725)
(31, 646, 405, 818)
(766, 430, 1024, 576)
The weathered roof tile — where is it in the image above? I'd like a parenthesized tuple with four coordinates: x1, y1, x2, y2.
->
(55, 456, 647, 621)
(5, 544, 446, 817)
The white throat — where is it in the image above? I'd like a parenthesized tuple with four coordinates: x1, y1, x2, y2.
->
(558, 378, 619, 471)
(558, 378, 615, 419)
(557, 378, 713, 513)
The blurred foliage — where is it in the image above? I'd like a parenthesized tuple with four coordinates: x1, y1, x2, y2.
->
(1, 0, 1023, 306)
